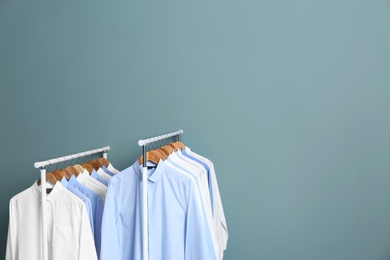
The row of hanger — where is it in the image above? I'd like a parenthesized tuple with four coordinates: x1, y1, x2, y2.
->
(38, 157, 111, 186)
(139, 141, 186, 165)
(38, 140, 185, 186)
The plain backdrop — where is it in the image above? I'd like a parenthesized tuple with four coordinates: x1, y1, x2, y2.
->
(1, 0, 390, 259)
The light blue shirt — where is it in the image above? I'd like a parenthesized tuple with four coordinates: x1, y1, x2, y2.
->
(60, 177, 94, 234)
(100, 160, 216, 260)
(165, 155, 216, 257)
(68, 175, 104, 258)
(91, 169, 109, 186)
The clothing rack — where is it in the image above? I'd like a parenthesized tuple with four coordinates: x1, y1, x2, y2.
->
(34, 146, 110, 260)
(138, 129, 184, 260)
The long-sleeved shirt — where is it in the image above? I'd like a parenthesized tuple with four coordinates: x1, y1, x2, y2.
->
(102, 165, 115, 176)
(60, 177, 94, 234)
(100, 160, 216, 260)
(6, 181, 97, 260)
(91, 170, 109, 187)
(106, 163, 120, 174)
(96, 168, 112, 180)
(77, 170, 107, 204)
(165, 153, 219, 258)
(68, 175, 104, 258)
(184, 148, 228, 259)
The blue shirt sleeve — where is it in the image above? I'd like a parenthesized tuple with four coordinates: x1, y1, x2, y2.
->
(185, 180, 216, 260)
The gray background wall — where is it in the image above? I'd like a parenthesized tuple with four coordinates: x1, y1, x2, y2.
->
(1, 0, 390, 259)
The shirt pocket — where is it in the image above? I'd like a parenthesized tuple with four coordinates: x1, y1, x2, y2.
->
(51, 225, 74, 256)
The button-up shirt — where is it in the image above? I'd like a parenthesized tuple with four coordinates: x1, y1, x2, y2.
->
(102, 165, 115, 176)
(165, 153, 219, 258)
(91, 169, 109, 186)
(106, 163, 120, 174)
(6, 181, 97, 260)
(184, 148, 228, 259)
(96, 168, 112, 180)
(101, 160, 216, 260)
(60, 177, 94, 234)
(77, 170, 107, 204)
(68, 175, 104, 258)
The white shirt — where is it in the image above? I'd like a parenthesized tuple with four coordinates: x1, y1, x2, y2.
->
(96, 168, 112, 180)
(168, 152, 220, 259)
(6, 181, 97, 260)
(107, 163, 120, 174)
(77, 170, 107, 204)
(185, 147, 228, 259)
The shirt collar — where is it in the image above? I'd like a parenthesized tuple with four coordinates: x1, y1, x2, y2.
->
(68, 175, 77, 186)
(77, 173, 85, 181)
(102, 165, 115, 176)
(134, 159, 166, 183)
(32, 181, 62, 201)
(148, 159, 165, 183)
(60, 177, 68, 188)
(107, 163, 119, 173)
(91, 169, 99, 178)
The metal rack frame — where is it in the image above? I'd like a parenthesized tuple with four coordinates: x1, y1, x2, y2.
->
(138, 130, 183, 260)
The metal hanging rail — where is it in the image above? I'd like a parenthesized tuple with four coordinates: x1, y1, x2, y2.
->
(34, 146, 110, 260)
(138, 129, 183, 260)
(34, 146, 110, 169)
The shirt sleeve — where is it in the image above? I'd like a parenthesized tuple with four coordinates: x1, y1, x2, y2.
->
(208, 163, 228, 254)
(100, 179, 122, 260)
(5, 200, 16, 260)
(85, 198, 94, 236)
(78, 203, 98, 260)
(185, 181, 216, 260)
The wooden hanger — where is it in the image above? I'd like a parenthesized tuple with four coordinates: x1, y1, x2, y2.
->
(173, 141, 186, 149)
(159, 145, 174, 155)
(51, 170, 65, 181)
(158, 147, 169, 156)
(138, 152, 159, 165)
(94, 159, 103, 167)
(138, 149, 167, 165)
(87, 160, 101, 171)
(154, 149, 168, 161)
(167, 143, 181, 151)
(97, 157, 110, 167)
(37, 172, 58, 186)
(72, 164, 85, 174)
(65, 166, 79, 178)
(81, 163, 93, 174)
(59, 169, 72, 179)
